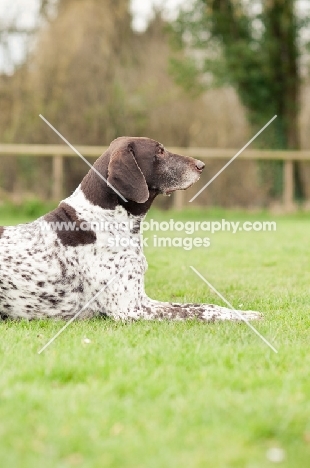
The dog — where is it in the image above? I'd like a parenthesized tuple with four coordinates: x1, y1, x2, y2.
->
(0, 137, 261, 321)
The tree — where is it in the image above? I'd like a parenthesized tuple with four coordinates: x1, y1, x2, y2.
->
(1, 2, 221, 199)
(170, 0, 306, 197)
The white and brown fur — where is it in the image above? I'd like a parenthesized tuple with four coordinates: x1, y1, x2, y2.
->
(0, 137, 261, 321)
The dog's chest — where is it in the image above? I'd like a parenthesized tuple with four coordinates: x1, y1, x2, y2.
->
(0, 194, 147, 319)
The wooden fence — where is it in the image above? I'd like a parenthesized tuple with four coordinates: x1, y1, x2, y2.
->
(0, 143, 309, 210)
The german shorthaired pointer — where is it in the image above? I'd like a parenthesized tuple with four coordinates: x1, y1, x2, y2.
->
(0, 137, 261, 321)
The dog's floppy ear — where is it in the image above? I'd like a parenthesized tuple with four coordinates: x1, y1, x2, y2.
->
(107, 143, 149, 203)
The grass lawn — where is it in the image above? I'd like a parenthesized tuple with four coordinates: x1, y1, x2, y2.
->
(0, 206, 309, 467)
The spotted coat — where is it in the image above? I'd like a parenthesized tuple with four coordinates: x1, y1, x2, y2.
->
(0, 137, 261, 321)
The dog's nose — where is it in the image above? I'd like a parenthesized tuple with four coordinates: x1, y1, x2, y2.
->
(195, 160, 205, 171)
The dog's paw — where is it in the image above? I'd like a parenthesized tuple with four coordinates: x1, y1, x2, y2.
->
(201, 306, 262, 322)
(236, 310, 263, 321)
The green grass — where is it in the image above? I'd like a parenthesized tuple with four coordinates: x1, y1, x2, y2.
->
(0, 199, 57, 225)
(0, 206, 310, 467)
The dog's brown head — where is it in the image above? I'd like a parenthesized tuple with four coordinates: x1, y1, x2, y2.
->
(81, 137, 204, 215)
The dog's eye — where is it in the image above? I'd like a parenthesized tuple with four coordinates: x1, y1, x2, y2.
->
(154, 146, 165, 162)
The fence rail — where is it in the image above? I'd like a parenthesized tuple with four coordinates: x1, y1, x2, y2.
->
(0, 143, 309, 209)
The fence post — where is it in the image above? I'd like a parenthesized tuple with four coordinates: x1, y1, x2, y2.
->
(173, 190, 184, 210)
(283, 159, 294, 210)
(53, 154, 63, 201)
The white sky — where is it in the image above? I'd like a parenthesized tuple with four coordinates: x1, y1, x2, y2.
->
(131, 0, 186, 30)
(0, 0, 39, 29)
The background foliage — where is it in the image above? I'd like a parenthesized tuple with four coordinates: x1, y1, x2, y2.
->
(1, 0, 310, 205)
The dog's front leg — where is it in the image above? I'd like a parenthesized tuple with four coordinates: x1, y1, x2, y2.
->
(139, 297, 262, 322)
